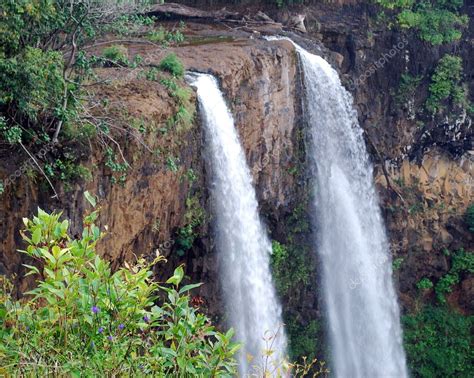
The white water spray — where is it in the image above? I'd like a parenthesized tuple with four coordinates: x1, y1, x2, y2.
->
(187, 73, 287, 375)
(268, 37, 408, 377)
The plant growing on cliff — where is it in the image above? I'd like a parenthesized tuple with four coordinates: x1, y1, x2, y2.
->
(425, 54, 469, 114)
(376, 0, 468, 45)
(0, 196, 239, 375)
(416, 277, 433, 290)
(434, 248, 474, 304)
(159, 53, 185, 79)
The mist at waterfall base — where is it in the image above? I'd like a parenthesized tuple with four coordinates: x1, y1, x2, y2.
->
(265, 37, 407, 376)
(187, 73, 287, 374)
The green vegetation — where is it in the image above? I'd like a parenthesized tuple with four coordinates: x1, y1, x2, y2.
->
(147, 22, 186, 45)
(416, 277, 434, 290)
(0, 1, 189, 192)
(435, 248, 474, 304)
(0, 1, 149, 145)
(426, 54, 469, 114)
(102, 45, 129, 65)
(105, 147, 129, 186)
(159, 53, 185, 78)
(271, 240, 311, 295)
(0, 199, 238, 375)
(175, 195, 206, 257)
(375, 0, 468, 45)
(392, 257, 404, 271)
(403, 306, 473, 377)
(286, 318, 321, 363)
(269, 199, 321, 363)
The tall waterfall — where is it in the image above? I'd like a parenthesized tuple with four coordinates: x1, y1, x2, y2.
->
(268, 38, 407, 376)
(298, 42, 407, 378)
(187, 73, 287, 374)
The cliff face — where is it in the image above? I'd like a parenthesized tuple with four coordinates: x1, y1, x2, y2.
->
(0, 0, 472, 333)
(299, 2, 473, 312)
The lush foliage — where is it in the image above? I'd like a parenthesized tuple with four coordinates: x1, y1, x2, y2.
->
(0, 0, 146, 143)
(425, 54, 469, 114)
(376, 0, 468, 45)
(0, 201, 238, 375)
(271, 240, 311, 295)
(403, 306, 473, 377)
(434, 248, 474, 304)
(416, 277, 433, 290)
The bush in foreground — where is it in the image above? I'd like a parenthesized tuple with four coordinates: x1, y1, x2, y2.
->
(0, 195, 238, 376)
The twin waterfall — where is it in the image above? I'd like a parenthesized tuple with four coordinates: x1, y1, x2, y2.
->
(187, 73, 287, 375)
(289, 41, 408, 377)
(189, 39, 407, 377)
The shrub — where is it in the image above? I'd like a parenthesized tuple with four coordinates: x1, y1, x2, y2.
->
(0, 201, 238, 375)
(425, 54, 468, 114)
(0, 47, 65, 123)
(0, 0, 151, 146)
(403, 306, 473, 377)
(435, 248, 474, 303)
(102, 45, 129, 65)
(159, 53, 185, 78)
(416, 277, 434, 290)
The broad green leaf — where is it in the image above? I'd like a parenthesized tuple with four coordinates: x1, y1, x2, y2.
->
(178, 282, 203, 295)
(31, 227, 41, 245)
(166, 265, 184, 286)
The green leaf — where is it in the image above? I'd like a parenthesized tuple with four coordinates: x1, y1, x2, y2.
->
(31, 227, 41, 245)
(23, 264, 40, 276)
(178, 282, 203, 295)
(84, 191, 97, 207)
(166, 265, 184, 286)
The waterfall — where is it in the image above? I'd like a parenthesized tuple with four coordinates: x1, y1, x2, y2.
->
(187, 73, 287, 375)
(268, 37, 408, 376)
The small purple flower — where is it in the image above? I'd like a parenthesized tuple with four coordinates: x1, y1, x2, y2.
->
(91, 306, 99, 314)
(143, 315, 150, 323)
(118, 323, 125, 330)
(98, 327, 104, 334)
(107, 335, 113, 341)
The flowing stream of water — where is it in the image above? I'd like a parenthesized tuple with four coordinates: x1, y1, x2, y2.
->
(296, 41, 407, 378)
(187, 73, 287, 375)
(267, 37, 408, 377)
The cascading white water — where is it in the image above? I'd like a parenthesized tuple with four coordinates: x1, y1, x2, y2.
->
(268, 37, 408, 377)
(298, 42, 408, 378)
(187, 73, 287, 375)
